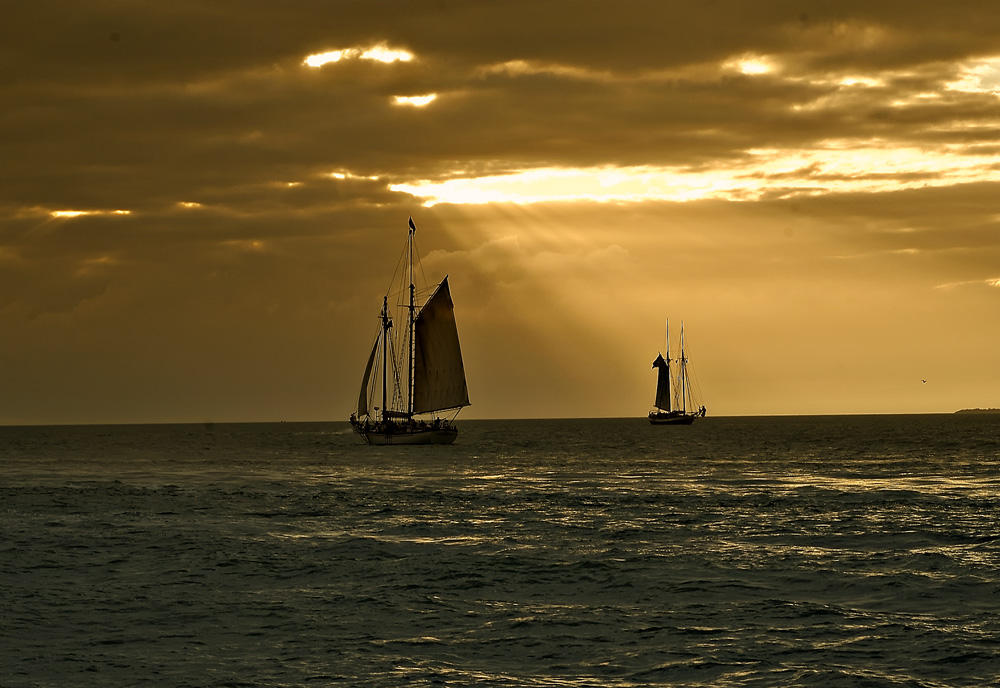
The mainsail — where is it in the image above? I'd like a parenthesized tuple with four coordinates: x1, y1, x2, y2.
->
(357, 336, 378, 416)
(412, 276, 469, 414)
(652, 353, 671, 411)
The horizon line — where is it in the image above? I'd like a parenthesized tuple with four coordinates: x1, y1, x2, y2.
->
(1, 410, 990, 429)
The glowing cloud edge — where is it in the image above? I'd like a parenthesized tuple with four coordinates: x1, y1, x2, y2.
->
(303, 43, 414, 68)
(389, 143, 1000, 206)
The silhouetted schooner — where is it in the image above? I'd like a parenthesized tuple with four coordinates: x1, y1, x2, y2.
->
(349, 218, 470, 445)
(649, 319, 706, 425)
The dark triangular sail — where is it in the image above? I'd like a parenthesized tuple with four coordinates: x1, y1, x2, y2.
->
(412, 276, 469, 414)
(357, 336, 378, 417)
(652, 353, 671, 411)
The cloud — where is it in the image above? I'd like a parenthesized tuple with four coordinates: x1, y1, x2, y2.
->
(390, 141, 1000, 206)
(392, 94, 437, 107)
(935, 276, 1000, 290)
(4, 0, 1000, 421)
(303, 43, 414, 68)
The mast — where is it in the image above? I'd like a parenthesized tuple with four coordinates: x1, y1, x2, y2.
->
(666, 318, 671, 412)
(407, 218, 415, 417)
(680, 321, 687, 414)
(381, 295, 389, 422)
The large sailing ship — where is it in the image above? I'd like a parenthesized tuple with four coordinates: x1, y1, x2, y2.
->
(349, 218, 470, 445)
(649, 319, 706, 425)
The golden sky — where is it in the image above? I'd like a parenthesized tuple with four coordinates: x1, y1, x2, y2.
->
(2, 1, 999, 423)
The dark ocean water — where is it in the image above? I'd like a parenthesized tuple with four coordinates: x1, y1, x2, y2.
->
(2, 415, 999, 687)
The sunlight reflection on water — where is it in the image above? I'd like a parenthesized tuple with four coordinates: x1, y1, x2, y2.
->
(1, 415, 998, 686)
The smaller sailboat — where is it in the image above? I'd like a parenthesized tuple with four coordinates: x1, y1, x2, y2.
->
(349, 217, 470, 445)
(649, 319, 706, 425)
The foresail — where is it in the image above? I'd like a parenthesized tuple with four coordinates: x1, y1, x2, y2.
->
(412, 276, 470, 414)
(357, 336, 379, 416)
(652, 353, 671, 411)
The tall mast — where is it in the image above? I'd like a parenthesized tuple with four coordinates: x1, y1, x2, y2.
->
(407, 219, 415, 417)
(381, 296, 389, 422)
(680, 321, 687, 414)
(665, 318, 671, 412)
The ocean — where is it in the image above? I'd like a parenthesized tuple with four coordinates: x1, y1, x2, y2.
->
(2, 415, 998, 687)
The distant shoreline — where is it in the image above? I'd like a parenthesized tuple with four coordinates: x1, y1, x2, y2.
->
(954, 408, 1000, 414)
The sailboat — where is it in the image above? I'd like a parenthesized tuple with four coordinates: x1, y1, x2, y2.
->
(648, 319, 706, 425)
(349, 217, 470, 445)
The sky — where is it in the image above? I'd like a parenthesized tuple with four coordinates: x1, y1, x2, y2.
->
(2, 1, 999, 424)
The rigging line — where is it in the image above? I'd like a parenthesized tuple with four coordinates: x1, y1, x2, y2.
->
(384, 238, 409, 301)
(682, 338, 703, 403)
(361, 320, 383, 416)
(671, 366, 682, 410)
(689, 365, 705, 407)
(369, 346, 381, 411)
(391, 265, 408, 309)
(387, 336, 405, 412)
(685, 368, 695, 411)
(413, 233, 430, 295)
(393, 239, 411, 308)
(366, 330, 382, 416)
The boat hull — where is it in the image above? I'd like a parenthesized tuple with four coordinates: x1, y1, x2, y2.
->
(350, 420, 458, 445)
(648, 411, 697, 425)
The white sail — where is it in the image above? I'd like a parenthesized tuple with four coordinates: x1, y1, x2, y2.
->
(412, 276, 469, 414)
(357, 336, 378, 416)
